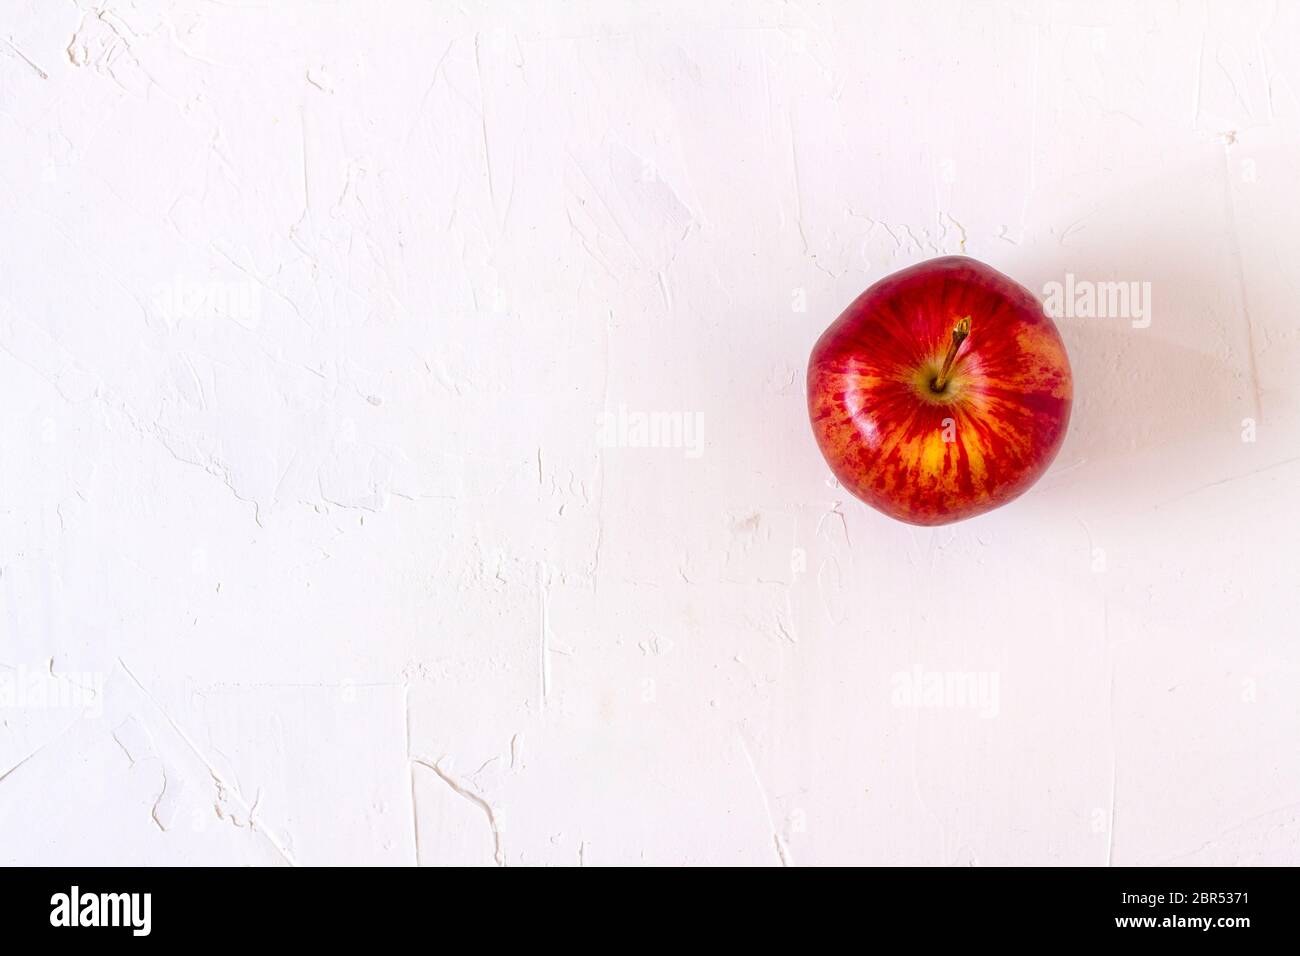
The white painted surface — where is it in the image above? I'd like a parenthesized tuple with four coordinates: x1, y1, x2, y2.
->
(1, 0, 1297, 866)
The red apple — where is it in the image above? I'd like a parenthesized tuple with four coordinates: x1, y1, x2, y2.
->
(807, 256, 1072, 526)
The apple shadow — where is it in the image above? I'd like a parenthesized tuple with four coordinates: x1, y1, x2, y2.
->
(1014, 231, 1258, 513)
(998, 222, 1274, 522)
(1055, 323, 1250, 464)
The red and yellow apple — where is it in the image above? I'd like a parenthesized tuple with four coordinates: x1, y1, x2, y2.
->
(807, 256, 1072, 526)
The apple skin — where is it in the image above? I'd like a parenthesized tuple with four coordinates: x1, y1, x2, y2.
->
(807, 256, 1072, 526)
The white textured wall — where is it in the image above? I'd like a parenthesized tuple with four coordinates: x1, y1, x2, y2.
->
(2, 0, 1298, 866)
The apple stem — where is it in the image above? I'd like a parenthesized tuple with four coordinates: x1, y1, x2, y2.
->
(932, 316, 971, 392)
